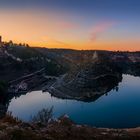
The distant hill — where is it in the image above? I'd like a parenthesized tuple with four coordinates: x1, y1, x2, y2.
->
(0, 43, 139, 85)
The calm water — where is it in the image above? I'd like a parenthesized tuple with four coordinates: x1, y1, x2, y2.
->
(8, 74, 140, 128)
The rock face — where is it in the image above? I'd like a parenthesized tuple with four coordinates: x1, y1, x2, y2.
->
(48, 52, 122, 102)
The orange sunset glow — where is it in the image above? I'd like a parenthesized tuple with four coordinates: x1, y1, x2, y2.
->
(0, 4, 139, 51)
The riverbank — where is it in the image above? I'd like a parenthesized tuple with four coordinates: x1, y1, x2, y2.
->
(0, 114, 140, 140)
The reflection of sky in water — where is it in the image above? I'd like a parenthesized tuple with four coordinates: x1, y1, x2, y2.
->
(8, 75, 140, 128)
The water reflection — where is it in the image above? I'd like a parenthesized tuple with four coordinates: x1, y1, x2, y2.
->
(0, 91, 27, 118)
(5, 75, 140, 128)
(48, 72, 123, 102)
(0, 73, 122, 118)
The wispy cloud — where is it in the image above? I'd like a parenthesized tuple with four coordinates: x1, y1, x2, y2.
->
(90, 21, 117, 41)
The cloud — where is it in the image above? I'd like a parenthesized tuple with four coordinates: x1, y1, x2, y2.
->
(90, 21, 117, 41)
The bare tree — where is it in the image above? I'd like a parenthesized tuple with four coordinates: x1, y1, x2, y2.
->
(31, 107, 53, 124)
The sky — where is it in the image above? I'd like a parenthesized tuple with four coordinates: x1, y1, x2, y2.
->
(0, 0, 140, 51)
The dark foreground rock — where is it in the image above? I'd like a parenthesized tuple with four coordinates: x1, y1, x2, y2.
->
(0, 115, 140, 140)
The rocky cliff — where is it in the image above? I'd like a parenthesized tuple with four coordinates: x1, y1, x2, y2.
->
(48, 52, 122, 101)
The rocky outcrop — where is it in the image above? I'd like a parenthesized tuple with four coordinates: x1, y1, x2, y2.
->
(48, 52, 122, 102)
